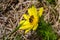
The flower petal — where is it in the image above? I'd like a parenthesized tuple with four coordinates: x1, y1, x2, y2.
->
(25, 25, 33, 33)
(28, 6, 37, 16)
(25, 28, 31, 34)
(23, 14, 29, 20)
(19, 20, 25, 24)
(39, 7, 44, 17)
(33, 24, 38, 30)
(19, 21, 31, 30)
(19, 25, 29, 30)
(23, 21, 29, 25)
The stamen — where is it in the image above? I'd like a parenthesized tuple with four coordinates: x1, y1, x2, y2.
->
(29, 15, 34, 23)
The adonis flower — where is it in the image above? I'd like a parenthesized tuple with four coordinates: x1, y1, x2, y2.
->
(19, 6, 44, 33)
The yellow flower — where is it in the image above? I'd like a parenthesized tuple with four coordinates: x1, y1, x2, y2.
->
(19, 6, 44, 33)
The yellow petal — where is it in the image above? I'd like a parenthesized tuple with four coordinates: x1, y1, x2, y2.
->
(28, 7, 32, 16)
(23, 21, 29, 25)
(25, 25, 33, 33)
(19, 20, 25, 24)
(19, 21, 31, 30)
(28, 6, 37, 16)
(25, 28, 31, 34)
(19, 25, 29, 30)
(23, 14, 29, 20)
(39, 7, 44, 17)
(33, 24, 38, 30)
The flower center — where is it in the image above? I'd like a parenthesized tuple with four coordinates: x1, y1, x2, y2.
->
(29, 15, 34, 23)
